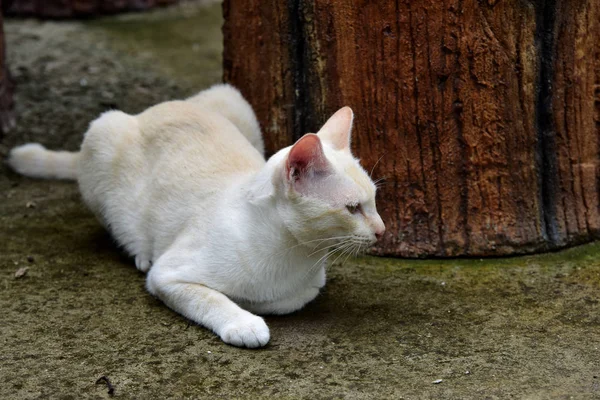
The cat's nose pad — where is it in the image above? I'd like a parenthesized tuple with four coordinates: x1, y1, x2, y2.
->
(372, 216, 385, 241)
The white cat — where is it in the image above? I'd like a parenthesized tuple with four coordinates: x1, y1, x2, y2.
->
(8, 84, 385, 348)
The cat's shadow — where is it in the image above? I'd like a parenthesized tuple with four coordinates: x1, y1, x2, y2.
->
(87, 227, 139, 269)
(85, 227, 354, 346)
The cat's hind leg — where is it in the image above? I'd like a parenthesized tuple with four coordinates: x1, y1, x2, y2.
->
(135, 255, 152, 272)
(133, 241, 153, 273)
(146, 255, 270, 348)
(186, 84, 264, 156)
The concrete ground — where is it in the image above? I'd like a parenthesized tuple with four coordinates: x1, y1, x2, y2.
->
(1, 2, 599, 399)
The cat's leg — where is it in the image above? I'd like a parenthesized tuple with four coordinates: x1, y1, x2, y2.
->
(133, 242, 153, 273)
(134, 255, 152, 272)
(146, 260, 270, 348)
(246, 286, 321, 315)
(245, 267, 326, 315)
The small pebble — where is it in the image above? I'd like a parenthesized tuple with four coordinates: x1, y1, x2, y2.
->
(26, 201, 36, 209)
(432, 379, 443, 384)
(207, 351, 211, 354)
(15, 267, 29, 279)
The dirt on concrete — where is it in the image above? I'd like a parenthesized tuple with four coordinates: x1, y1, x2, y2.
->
(1, 2, 599, 399)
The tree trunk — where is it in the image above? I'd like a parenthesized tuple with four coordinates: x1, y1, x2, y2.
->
(4, 0, 177, 17)
(0, 2, 15, 138)
(223, 0, 600, 257)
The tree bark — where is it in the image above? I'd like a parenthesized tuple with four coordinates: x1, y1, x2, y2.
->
(223, 0, 600, 257)
(4, 0, 177, 17)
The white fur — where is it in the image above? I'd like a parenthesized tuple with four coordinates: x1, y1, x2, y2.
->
(186, 84, 264, 155)
(8, 143, 79, 180)
(7, 84, 385, 348)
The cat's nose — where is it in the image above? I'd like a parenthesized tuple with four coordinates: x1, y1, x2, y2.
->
(371, 214, 385, 241)
(374, 224, 385, 240)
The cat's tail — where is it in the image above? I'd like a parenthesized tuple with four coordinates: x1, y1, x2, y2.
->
(7, 143, 79, 180)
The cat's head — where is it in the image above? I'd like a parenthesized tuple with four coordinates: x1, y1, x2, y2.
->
(272, 107, 385, 251)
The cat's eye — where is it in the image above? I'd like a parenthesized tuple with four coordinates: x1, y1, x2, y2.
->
(346, 203, 362, 214)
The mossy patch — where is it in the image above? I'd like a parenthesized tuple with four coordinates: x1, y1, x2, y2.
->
(86, 2, 223, 90)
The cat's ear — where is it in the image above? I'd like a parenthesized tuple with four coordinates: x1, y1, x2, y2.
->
(286, 134, 329, 182)
(316, 106, 353, 152)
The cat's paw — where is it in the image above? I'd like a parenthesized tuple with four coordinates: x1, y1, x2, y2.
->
(135, 255, 151, 272)
(219, 315, 270, 348)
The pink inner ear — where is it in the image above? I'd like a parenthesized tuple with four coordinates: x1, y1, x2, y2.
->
(286, 134, 328, 180)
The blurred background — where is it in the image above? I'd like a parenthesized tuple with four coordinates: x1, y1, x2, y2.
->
(0, 0, 222, 154)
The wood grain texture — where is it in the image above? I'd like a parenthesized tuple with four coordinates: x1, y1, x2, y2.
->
(545, 0, 600, 246)
(4, 0, 177, 17)
(296, 0, 544, 256)
(230, 0, 598, 256)
(223, 0, 296, 155)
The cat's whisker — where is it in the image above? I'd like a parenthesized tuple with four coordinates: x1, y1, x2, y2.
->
(306, 240, 351, 257)
(302, 241, 349, 282)
(352, 242, 363, 256)
(308, 236, 355, 254)
(335, 237, 370, 265)
(302, 238, 353, 280)
(342, 243, 358, 262)
(321, 240, 352, 264)
(325, 247, 347, 269)
(297, 236, 351, 247)
(354, 242, 363, 257)
(369, 155, 385, 178)
(372, 177, 387, 187)
(308, 242, 347, 271)
(285, 235, 353, 255)
(307, 245, 336, 257)
(330, 241, 355, 266)
(257, 236, 352, 268)
(340, 245, 356, 266)
(349, 241, 361, 258)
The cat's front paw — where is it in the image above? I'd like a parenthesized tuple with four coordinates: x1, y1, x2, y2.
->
(219, 315, 270, 348)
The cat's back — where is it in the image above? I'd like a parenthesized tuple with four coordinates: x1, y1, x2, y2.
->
(80, 100, 264, 192)
(136, 100, 265, 178)
(78, 98, 266, 258)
